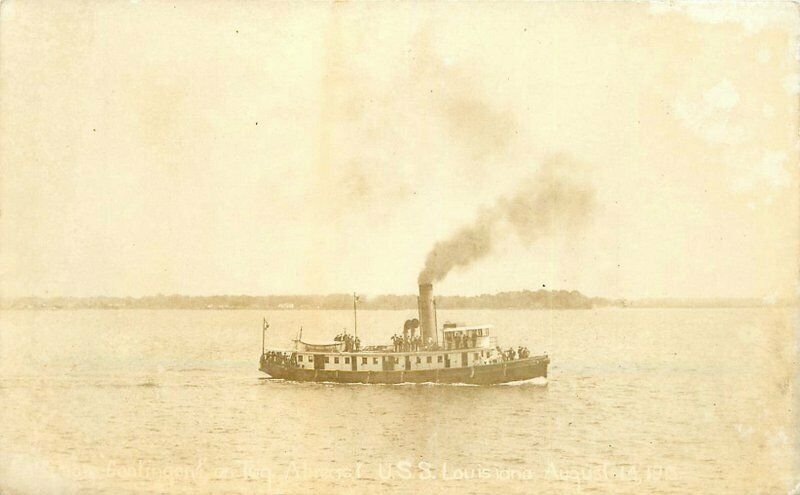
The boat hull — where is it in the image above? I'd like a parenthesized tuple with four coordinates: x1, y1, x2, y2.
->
(260, 355, 549, 385)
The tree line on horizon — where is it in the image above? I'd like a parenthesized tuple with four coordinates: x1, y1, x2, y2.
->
(2, 291, 788, 310)
(1, 289, 626, 310)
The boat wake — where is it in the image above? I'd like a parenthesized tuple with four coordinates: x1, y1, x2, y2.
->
(496, 376, 548, 387)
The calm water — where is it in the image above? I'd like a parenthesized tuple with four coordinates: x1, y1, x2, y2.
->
(0, 308, 796, 494)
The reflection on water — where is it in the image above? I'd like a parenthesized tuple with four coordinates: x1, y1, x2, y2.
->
(0, 308, 795, 494)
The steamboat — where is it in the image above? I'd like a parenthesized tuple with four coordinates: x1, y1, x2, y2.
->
(258, 283, 549, 385)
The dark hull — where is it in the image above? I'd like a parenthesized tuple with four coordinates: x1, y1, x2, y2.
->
(260, 355, 549, 385)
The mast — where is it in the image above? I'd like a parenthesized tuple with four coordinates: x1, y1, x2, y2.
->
(261, 317, 268, 355)
(353, 293, 358, 339)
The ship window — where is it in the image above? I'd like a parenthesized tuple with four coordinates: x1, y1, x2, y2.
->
(308, 355, 313, 361)
(395, 357, 400, 364)
(426, 356, 432, 363)
(362, 357, 368, 365)
(334, 357, 340, 364)
(373, 358, 379, 364)
(325, 356, 330, 363)
(344, 357, 350, 364)
(437, 355, 443, 363)
(298, 355, 303, 362)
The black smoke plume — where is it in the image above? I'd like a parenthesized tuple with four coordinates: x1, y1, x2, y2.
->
(418, 155, 595, 284)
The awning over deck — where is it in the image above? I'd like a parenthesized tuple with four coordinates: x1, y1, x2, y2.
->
(294, 340, 343, 352)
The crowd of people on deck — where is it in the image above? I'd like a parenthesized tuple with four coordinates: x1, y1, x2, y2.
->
(334, 332, 361, 352)
(261, 350, 295, 367)
(443, 332, 479, 350)
(499, 346, 531, 361)
(390, 333, 425, 352)
(390, 318, 429, 352)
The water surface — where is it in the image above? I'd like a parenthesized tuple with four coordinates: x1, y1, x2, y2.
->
(0, 308, 795, 494)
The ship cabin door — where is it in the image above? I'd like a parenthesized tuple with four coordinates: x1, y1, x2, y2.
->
(444, 355, 451, 368)
(314, 354, 325, 370)
(351, 356, 357, 371)
(404, 356, 411, 371)
(382, 356, 395, 371)
(461, 352, 468, 367)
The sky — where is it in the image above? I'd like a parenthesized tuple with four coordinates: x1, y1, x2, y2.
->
(0, 1, 798, 300)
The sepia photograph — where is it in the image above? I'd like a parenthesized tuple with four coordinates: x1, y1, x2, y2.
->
(0, 1, 798, 494)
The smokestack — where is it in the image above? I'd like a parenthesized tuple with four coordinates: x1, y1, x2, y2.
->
(418, 283, 436, 346)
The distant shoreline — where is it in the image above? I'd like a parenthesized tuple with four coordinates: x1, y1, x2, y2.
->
(1, 291, 793, 310)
